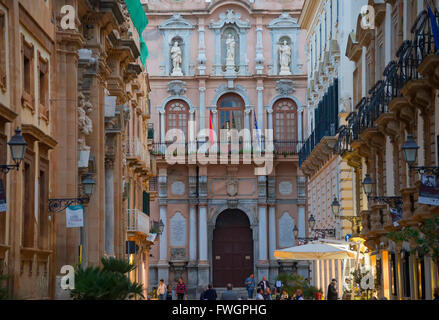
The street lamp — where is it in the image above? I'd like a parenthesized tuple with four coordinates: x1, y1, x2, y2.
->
(362, 174, 402, 207)
(81, 174, 96, 197)
(1, 128, 27, 174)
(402, 134, 419, 166)
(361, 173, 374, 197)
(331, 197, 341, 217)
(48, 174, 96, 212)
(402, 134, 438, 175)
(158, 219, 165, 235)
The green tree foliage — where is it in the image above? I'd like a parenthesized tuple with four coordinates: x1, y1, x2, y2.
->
(387, 216, 439, 263)
(0, 274, 9, 300)
(276, 273, 321, 299)
(70, 256, 144, 300)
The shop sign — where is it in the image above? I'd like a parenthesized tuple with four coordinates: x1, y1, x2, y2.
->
(419, 174, 439, 206)
(66, 205, 84, 228)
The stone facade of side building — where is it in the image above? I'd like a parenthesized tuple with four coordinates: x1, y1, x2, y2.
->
(335, 0, 439, 300)
(298, 0, 370, 299)
(0, 0, 156, 299)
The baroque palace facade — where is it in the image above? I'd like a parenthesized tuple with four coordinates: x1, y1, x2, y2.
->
(146, 0, 308, 298)
(0, 0, 156, 299)
(334, 0, 439, 300)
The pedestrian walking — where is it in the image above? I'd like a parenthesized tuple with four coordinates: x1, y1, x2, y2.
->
(166, 285, 173, 300)
(327, 278, 338, 300)
(256, 288, 265, 300)
(245, 273, 256, 299)
(342, 278, 352, 300)
(176, 277, 187, 300)
(203, 284, 218, 300)
(258, 276, 270, 292)
(275, 279, 282, 293)
(434, 287, 439, 300)
(158, 279, 167, 300)
(221, 283, 239, 300)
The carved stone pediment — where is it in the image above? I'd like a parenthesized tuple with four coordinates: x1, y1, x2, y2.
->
(159, 14, 195, 30)
(267, 12, 299, 29)
(209, 9, 251, 29)
(276, 79, 295, 96)
(168, 80, 187, 96)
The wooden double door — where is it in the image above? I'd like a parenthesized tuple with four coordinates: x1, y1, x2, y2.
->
(212, 209, 253, 288)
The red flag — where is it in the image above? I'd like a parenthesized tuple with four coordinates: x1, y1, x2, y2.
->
(209, 111, 214, 146)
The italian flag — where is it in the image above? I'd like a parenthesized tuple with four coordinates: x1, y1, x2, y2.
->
(124, 0, 149, 66)
(209, 111, 214, 146)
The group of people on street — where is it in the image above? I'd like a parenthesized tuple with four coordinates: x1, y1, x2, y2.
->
(157, 278, 187, 300)
(245, 274, 304, 300)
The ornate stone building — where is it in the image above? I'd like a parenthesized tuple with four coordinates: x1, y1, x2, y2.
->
(335, 0, 439, 299)
(146, 0, 308, 298)
(298, 0, 368, 298)
(0, 0, 156, 299)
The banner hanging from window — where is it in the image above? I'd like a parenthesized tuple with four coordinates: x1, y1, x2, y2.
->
(419, 174, 439, 206)
(66, 205, 84, 228)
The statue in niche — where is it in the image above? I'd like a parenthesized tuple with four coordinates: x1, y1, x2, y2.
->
(78, 92, 93, 136)
(226, 33, 236, 66)
(279, 40, 292, 75)
(171, 41, 183, 76)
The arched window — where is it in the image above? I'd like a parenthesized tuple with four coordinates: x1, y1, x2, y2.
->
(166, 100, 188, 138)
(217, 93, 244, 131)
(274, 99, 296, 141)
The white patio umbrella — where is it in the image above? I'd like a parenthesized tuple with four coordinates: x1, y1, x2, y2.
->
(273, 242, 358, 261)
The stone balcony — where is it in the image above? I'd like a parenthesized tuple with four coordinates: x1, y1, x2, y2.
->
(127, 209, 150, 237)
(126, 137, 151, 175)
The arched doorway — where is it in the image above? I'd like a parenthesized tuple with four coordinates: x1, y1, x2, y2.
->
(212, 209, 253, 287)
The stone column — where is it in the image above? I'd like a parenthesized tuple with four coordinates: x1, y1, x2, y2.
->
(199, 86, 206, 131)
(197, 202, 209, 292)
(267, 109, 273, 131)
(199, 204, 208, 262)
(189, 204, 197, 261)
(256, 86, 264, 130)
(298, 111, 303, 142)
(255, 24, 264, 74)
(105, 156, 115, 256)
(197, 18, 207, 75)
(159, 204, 168, 262)
(268, 205, 276, 261)
(298, 206, 306, 238)
(160, 109, 166, 152)
(244, 109, 252, 152)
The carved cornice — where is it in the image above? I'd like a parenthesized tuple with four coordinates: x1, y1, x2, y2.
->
(346, 32, 363, 62)
(417, 54, 439, 89)
(21, 124, 57, 150)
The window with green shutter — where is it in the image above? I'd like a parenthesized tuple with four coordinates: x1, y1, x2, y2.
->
(142, 191, 150, 216)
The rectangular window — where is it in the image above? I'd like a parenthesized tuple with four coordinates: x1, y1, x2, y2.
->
(38, 54, 49, 120)
(21, 36, 34, 111)
(38, 159, 49, 250)
(0, 10, 6, 93)
(22, 150, 35, 248)
(142, 191, 150, 216)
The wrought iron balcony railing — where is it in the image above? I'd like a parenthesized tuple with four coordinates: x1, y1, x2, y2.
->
(151, 140, 303, 157)
(334, 8, 439, 157)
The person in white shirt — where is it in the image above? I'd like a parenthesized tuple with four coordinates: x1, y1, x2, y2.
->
(158, 279, 167, 300)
